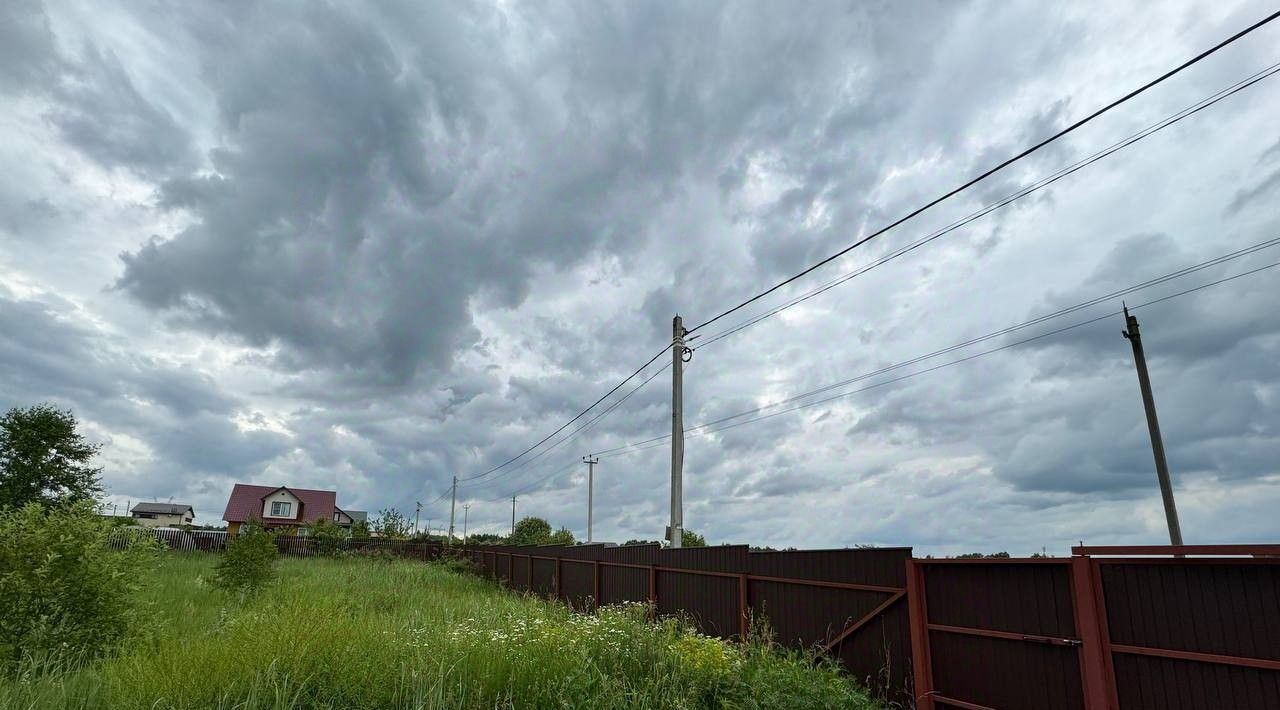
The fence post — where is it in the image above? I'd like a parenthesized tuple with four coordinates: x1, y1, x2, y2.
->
(1072, 554, 1120, 709)
(738, 573, 750, 641)
(554, 557, 562, 601)
(905, 558, 934, 710)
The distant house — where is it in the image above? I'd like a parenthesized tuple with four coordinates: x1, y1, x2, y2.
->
(130, 502, 194, 528)
(334, 508, 368, 529)
(222, 484, 338, 535)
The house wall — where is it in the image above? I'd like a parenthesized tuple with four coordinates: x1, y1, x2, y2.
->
(261, 489, 301, 521)
(132, 512, 193, 528)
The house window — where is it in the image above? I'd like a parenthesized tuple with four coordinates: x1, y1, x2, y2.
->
(271, 501, 292, 517)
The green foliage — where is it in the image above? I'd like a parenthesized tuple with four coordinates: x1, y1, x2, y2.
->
(212, 528, 277, 596)
(0, 501, 160, 669)
(509, 516, 552, 545)
(955, 551, 1011, 559)
(547, 526, 575, 546)
(0, 404, 102, 510)
(303, 517, 347, 557)
(680, 529, 707, 547)
(463, 532, 504, 545)
(350, 518, 371, 539)
(0, 556, 881, 708)
(372, 508, 411, 539)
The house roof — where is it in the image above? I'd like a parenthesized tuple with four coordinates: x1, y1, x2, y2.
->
(132, 502, 194, 516)
(340, 509, 368, 523)
(222, 484, 337, 524)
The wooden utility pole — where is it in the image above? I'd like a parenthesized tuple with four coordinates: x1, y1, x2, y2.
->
(1123, 307, 1184, 545)
(669, 315, 686, 548)
(583, 456, 599, 543)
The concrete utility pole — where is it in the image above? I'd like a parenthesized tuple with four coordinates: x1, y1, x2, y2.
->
(448, 475, 457, 545)
(426, 518, 432, 540)
(462, 504, 470, 544)
(583, 455, 599, 543)
(1123, 306, 1184, 546)
(669, 314, 687, 548)
(511, 496, 517, 537)
(414, 501, 422, 535)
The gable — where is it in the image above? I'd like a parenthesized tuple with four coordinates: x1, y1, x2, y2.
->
(262, 489, 302, 520)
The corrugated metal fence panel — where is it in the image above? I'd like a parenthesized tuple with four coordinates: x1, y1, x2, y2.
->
(657, 568, 739, 639)
(530, 557, 556, 597)
(559, 559, 596, 609)
(1101, 561, 1280, 709)
(747, 549, 912, 704)
(924, 562, 1076, 636)
(748, 547, 910, 586)
(600, 565, 649, 606)
(599, 544, 660, 565)
(657, 544, 749, 571)
(1101, 562, 1280, 659)
(923, 561, 1084, 710)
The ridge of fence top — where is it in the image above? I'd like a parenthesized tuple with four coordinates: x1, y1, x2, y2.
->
(1072, 544, 1280, 557)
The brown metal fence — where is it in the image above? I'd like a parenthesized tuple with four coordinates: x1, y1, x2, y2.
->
(908, 545, 1280, 710)
(462, 543, 913, 702)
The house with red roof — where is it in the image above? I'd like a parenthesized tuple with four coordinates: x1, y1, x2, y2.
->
(223, 483, 344, 536)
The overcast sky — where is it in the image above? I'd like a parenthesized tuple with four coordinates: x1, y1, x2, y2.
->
(3, 1, 1279, 555)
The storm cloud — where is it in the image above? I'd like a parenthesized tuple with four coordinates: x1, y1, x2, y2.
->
(2, 0, 1279, 554)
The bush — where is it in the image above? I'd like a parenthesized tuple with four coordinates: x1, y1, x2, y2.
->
(304, 517, 347, 557)
(212, 528, 277, 596)
(0, 501, 160, 670)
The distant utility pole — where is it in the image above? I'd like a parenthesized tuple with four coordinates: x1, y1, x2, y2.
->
(669, 314, 687, 548)
(448, 476, 457, 545)
(511, 496, 517, 536)
(582, 456, 599, 543)
(1123, 306, 1184, 546)
(414, 501, 422, 535)
(426, 518, 432, 540)
(462, 504, 470, 544)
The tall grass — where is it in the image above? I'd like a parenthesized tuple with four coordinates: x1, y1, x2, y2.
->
(0, 554, 879, 709)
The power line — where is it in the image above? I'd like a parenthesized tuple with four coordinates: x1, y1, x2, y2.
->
(594, 249, 1280, 458)
(458, 359, 673, 493)
(694, 60, 1280, 350)
(686, 10, 1280, 336)
(458, 344, 669, 483)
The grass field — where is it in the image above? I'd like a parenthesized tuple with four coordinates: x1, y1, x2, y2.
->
(0, 554, 880, 709)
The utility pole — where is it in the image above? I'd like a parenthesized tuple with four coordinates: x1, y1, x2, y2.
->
(448, 475, 457, 545)
(414, 501, 422, 535)
(669, 314, 687, 548)
(583, 456, 599, 543)
(511, 496, 517, 537)
(1123, 306, 1184, 546)
(462, 504, 470, 545)
(426, 518, 432, 540)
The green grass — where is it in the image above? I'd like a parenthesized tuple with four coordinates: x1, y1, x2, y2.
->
(0, 554, 880, 709)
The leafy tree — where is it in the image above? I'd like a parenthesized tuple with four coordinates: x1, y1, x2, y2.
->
(304, 517, 347, 557)
(955, 551, 1011, 559)
(373, 508, 412, 539)
(624, 539, 663, 546)
(350, 518, 371, 539)
(509, 516, 552, 546)
(0, 501, 160, 667)
(680, 529, 707, 547)
(213, 527, 277, 596)
(464, 532, 505, 545)
(547, 527, 575, 546)
(0, 404, 102, 510)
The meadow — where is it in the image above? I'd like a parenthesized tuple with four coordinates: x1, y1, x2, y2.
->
(0, 554, 880, 709)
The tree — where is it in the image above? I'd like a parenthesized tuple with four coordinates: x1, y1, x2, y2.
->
(509, 516, 552, 546)
(350, 518, 371, 539)
(0, 404, 102, 510)
(304, 517, 348, 556)
(373, 507, 412, 539)
(465, 532, 505, 545)
(680, 529, 707, 547)
(547, 527, 575, 546)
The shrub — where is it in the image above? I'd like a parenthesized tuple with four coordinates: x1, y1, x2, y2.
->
(0, 501, 160, 670)
(212, 528, 277, 596)
(303, 517, 347, 557)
